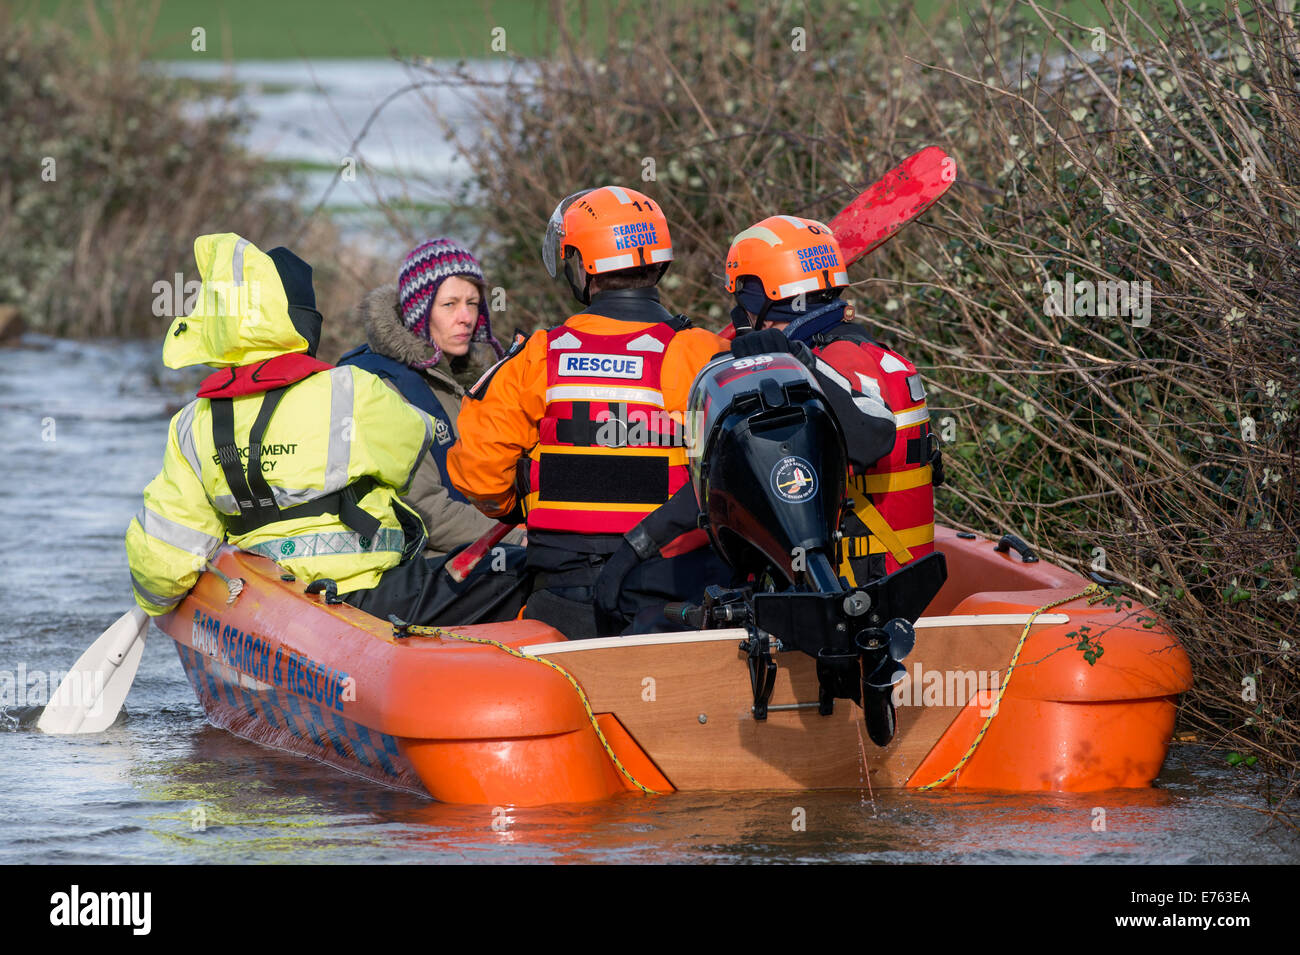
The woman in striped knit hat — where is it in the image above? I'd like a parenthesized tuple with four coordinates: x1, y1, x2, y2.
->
(339, 238, 523, 557)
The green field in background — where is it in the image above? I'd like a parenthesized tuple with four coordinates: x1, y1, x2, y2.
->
(11, 0, 1195, 60)
(10, 0, 587, 59)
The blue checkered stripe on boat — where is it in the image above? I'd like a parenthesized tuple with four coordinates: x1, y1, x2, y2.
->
(178, 645, 404, 779)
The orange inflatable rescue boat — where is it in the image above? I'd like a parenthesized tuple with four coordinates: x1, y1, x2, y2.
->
(157, 355, 1191, 805)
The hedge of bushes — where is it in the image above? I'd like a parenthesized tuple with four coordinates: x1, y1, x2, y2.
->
(443, 0, 1299, 800)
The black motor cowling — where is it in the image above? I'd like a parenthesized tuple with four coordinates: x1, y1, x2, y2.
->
(688, 353, 846, 589)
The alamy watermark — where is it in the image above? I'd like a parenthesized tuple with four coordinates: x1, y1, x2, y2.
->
(892, 662, 1002, 716)
(1, 664, 103, 714)
(49, 885, 150, 935)
(151, 275, 264, 320)
(1043, 272, 1151, 327)
(594, 408, 700, 453)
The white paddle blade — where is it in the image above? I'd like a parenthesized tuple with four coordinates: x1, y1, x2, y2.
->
(37, 607, 149, 734)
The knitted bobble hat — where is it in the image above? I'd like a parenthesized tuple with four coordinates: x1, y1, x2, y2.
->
(397, 238, 504, 369)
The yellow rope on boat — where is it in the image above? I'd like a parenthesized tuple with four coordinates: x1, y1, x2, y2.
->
(916, 583, 1105, 791)
(395, 623, 662, 795)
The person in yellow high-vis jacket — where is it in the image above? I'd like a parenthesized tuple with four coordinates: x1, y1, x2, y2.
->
(125, 233, 528, 625)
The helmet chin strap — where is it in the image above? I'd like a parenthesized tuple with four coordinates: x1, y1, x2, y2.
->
(732, 277, 780, 333)
(731, 296, 776, 333)
(563, 252, 592, 305)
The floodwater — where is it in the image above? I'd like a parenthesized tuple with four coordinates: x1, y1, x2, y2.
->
(1, 337, 1296, 864)
(161, 58, 522, 256)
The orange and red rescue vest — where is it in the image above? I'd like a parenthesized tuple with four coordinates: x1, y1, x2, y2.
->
(525, 322, 691, 535)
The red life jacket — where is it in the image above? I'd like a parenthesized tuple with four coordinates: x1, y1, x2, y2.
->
(816, 338, 935, 583)
(525, 322, 690, 535)
(196, 353, 383, 542)
(197, 353, 334, 398)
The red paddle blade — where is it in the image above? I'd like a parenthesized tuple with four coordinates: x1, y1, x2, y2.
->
(829, 146, 955, 265)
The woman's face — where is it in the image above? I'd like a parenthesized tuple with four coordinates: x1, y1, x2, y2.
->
(427, 275, 481, 357)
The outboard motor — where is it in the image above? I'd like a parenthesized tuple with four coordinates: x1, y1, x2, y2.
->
(674, 352, 948, 746)
(688, 353, 847, 591)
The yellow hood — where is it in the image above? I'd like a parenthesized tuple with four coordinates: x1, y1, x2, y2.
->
(162, 233, 309, 369)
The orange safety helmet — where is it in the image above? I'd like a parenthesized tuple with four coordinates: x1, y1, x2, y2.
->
(542, 185, 673, 303)
(724, 215, 850, 300)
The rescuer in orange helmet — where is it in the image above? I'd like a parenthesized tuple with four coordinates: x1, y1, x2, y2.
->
(724, 214, 944, 585)
(447, 186, 731, 638)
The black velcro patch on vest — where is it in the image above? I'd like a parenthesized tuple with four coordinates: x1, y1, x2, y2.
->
(556, 403, 630, 448)
(906, 429, 930, 465)
(538, 453, 668, 504)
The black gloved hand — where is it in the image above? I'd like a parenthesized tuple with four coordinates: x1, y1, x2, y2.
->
(594, 539, 644, 636)
(594, 489, 701, 635)
(786, 339, 816, 371)
(730, 327, 794, 358)
(495, 497, 527, 527)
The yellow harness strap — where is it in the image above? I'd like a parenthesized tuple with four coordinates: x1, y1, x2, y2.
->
(847, 485, 915, 565)
(851, 464, 932, 495)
